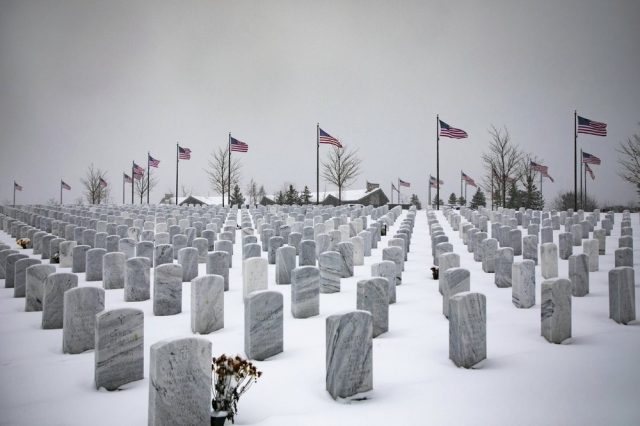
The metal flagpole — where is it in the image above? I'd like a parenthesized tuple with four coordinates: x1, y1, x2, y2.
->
(175, 143, 179, 205)
(491, 169, 494, 211)
(390, 183, 393, 204)
(574, 110, 578, 210)
(131, 162, 134, 205)
(60, 181, 63, 205)
(540, 170, 543, 199)
(584, 167, 588, 210)
(228, 133, 231, 207)
(460, 171, 463, 202)
(464, 181, 467, 206)
(13, 181, 16, 206)
(317, 124, 320, 205)
(397, 178, 400, 204)
(580, 149, 583, 210)
(147, 152, 150, 205)
(122, 174, 125, 204)
(428, 182, 431, 207)
(436, 115, 440, 210)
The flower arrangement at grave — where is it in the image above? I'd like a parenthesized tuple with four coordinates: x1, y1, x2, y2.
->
(211, 354, 262, 424)
(50, 252, 60, 264)
(16, 238, 30, 249)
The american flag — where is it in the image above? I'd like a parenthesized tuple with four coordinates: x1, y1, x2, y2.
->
(461, 171, 477, 187)
(585, 164, 595, 180)
(124, 173, 133, 183)
(439, 119, 468, 139)
(578, 115, 607, 137)
(582, 151, 601, 165)
(399, 179, 410, 187)
(318, 127, 343, 148)
(429, 175, 443, 188)
(543, 171, 555, 183)
(148, 154, 160, 168)
(230, 136, 249, 152)
(134, 172, 143, 180)
(530, 161, 548, 174)
(14, 181, 22, 191)
(133, 163, 145, 175)
(99, 178, 108, 188)
(61, 180, 71, 190)
(178, 145, 191, 160)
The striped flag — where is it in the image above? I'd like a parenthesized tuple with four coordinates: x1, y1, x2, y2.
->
(14, 181, 22, 191)
(230, 136, 249, 152)
(461, 171, 477, 187)
(148, 154, 160, 168)
(543, 171, 555, 183)
(124, 173, 133, 183)
(582, 151, 601, 165)
(99, 178, 108, 188)
(318, 127, 343, 148)
(530, 161, 548, 174)
(133, 163, 145, 175)
(578, 115, 607, 136)
(178, 145, 192, 160)
(429, 175, 443, 188)
(439, 120, 468, 139)
(585, 164, 595, 180)
(61, 180, 71, 190)
(399, 179, 410, 188)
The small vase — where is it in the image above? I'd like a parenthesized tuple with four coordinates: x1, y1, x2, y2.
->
(211, 411, 227, 426)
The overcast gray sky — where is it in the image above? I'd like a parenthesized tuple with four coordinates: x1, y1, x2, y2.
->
(1, 0, 639, 207)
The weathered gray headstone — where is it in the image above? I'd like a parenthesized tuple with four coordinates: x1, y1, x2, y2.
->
(86, 248, 107, 281)
(442, 267, 470, 318)
(275, 245, 296, 285)
(540, 243, 558, 279)
(154, 263, 183, 316)
(71, 245, 90, 273)
(207, 251, 230, 291)
(243, 257, 268, 299)
(372, 261, 397, 304)
(268, 236, 284, 265)
(13, 258, 41, 297)
(325, 310, 373, 400)
(63, 287, 105, 354)
(523, 235, 538, 265)
(336, 241, 354, 278)
(42, 272, 78, 329)
(583, 239, 599, 272)
(153, 244, 173, 267)
(449, 291, 486, 368)
(608, 266, 636, 325)
(541, 278, 572, 344)
(382, 246, 403, 287)
(124, 257, 150, 302)
(495, 247, 514, 288)
(614, 247, 633, 267)
(299, 240, 316, 266)
(244, 290, 283, 360)
(569, 253, 589, 297)
(356, 278, 389, 337)
(291, 266, 320, 318)
(178, 247, 198, 282)
(191, 274, 224, 334)
(95, 308, 144, 390)
(5, 253, 28, 288)
(25, 264, 56, 311)
(148, 337, 211, 426)
(558, 232, 573, 260)
(481, 238, 498, 273)
(512, 260, 536, 308)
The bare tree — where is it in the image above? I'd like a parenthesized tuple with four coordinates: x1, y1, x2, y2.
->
(205, 146, 241, 207)
(616, 126, 640, 197)
(180, 185, 193, 197)
(322, 146, 362, 203)
(481, 126, 523, 208)
(134, 169, 158, 204)
(245, 178, 258, 206)
(81, 164, 110, 204)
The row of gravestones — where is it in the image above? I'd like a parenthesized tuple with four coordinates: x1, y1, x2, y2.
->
(439, 207, 636, 344)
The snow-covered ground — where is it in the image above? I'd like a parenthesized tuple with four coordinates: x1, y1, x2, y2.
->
(1, 210, 639, 425)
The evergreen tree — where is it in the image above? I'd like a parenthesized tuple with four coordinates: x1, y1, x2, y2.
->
(301, 185, 312, 204)
(506, 183, 521, 208)
(521, 178, 544, 210)
(431, 198, 444, 208)
(410, 194, 422, 210)
(470, 188, 487, 209)
(457, 196, 466, 206)
(284, 184, 300, 205)
(229, 184, 245, 206)
(447, 192, 457, 205)
(275, 191, 285, 204)
(257, 185, 266, 204)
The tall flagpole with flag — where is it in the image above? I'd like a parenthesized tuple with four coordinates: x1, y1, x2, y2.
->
(131, 162, 135, 205)
(147, 153, 160, 204)
(437, 116, 468, 210)
(228, 135, 249, 207)
(13, 181, 22, 206)
(176, 144, 192, 205)
(317, 125, 343, 205)
(228, 133, 231, 207)
(60, 180, 71, 205)
(575, 112, 607, 209)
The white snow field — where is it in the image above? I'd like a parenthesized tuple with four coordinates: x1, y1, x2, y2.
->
(1, 209, 639, 426)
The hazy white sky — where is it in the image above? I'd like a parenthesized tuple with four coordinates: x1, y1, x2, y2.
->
(1, 0, 639, 206)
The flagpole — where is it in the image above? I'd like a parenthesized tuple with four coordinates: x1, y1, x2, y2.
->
(147, 152, 150, 205)
(397, 178, 400, 204)
(491, 169, 494, 211)
(227, 133, 231, 207)
(574, 110, 578, 210)
(584, 167, 588, 210)
(131, 162, 134, 205)
(390, 183, 393, 204)
(13, 181, 16, 207)
(436, 114, 440, 210)
(579, 148, 583, 210)
(122, 173, 125, 205)
(428, 182, 431, 207)
(317, 123, 320, 206)
(175, 143, 179, 205)
(464, 181, 467, 206)
(460, 172, 463, 202)
(60, 180, 63, 205)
